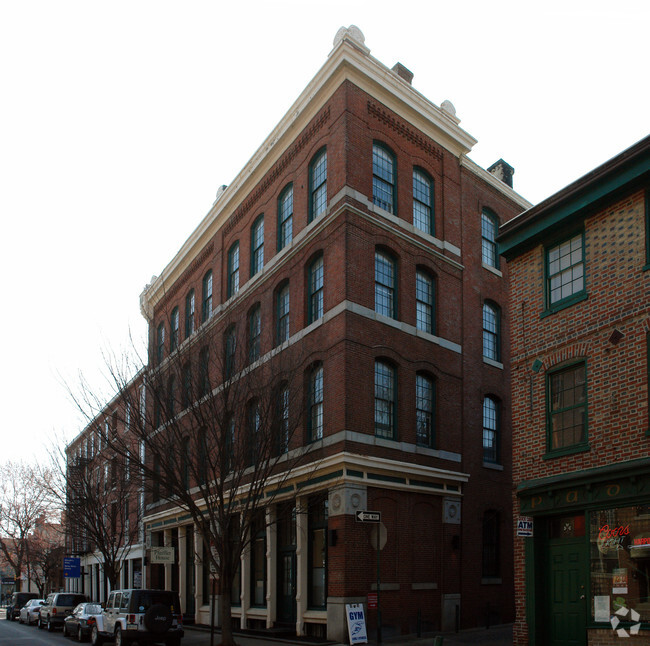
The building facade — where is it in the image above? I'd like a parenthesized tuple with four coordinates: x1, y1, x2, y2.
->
(500, 136, 650, 645)
(66, 26, 529, 641)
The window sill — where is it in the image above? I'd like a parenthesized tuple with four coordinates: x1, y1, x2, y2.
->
(540, 292, 588, 318)
(482, 262, 503, 278)
(543, 443, 590, 460)
(483, 461, 503, 471)
(483, 357, 504, 370)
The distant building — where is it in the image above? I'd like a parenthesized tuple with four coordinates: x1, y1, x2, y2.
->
(66, 26, 529, 640)
(500, 135, 650, 646)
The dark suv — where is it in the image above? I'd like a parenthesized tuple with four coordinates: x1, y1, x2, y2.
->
(5, 591, 38, 621)
(38, 592, 87, 631)
(93, 589, 183, 646)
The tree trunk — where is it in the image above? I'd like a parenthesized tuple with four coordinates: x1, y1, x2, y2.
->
(219, 589, 235, 646)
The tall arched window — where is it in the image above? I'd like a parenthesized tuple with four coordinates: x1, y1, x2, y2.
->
(251, 215, 264, 276)
(278, 184, 293, 251)
(416, 373, 435, 447)
(413, 168, 434, 235)
(483, 396, 500, 463)
(481, 208, 499, 269)
(185, 289, 195, 338)
(308, 254, 324, 323)
(482, 301, 501, 362)
(227, 242, 240, 298)
(375, 249, 397, 319)
(202, 270, 213, 323)
(309, 148, 327, 222)
(308, 363, 324, 442)
(170, 307, 179, 352)
(375, 360, 396, 439)
(276, 282, 290, 345)
(156, 323, 165, 364)
(372, 142, 396, 213)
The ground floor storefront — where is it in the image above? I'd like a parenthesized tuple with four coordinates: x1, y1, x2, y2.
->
(514, 458, 650, 646)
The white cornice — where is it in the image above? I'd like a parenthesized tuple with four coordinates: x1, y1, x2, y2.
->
(141, 32, 481, 312)
(461, 156, 532, 209)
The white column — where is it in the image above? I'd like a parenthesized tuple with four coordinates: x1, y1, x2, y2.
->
(295, 496, 308, 636)
(241, 520, 250, 629)
(164, 529, 173, 590)
(179, 526, 188, 614)
(266, 505, 277, 629)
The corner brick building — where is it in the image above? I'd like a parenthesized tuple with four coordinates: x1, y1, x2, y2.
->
(66, 26, 529, 641)
(500, 135, 650, 646)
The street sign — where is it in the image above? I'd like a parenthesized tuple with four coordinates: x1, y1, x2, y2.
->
(356, 510, 381, 523)
(367, 592, 378, 609)
(63, 557, 81, 578)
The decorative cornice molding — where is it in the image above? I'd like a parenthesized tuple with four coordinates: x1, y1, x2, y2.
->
(368, 100, 443, 161)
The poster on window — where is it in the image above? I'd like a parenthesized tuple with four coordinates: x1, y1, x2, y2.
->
(594, 596, 610, 622)
(612, 568, 628, 594)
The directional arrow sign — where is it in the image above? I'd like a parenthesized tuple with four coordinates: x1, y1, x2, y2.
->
(356, 510, 381, 523)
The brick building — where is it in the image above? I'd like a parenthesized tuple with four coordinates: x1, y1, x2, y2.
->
(499, 135, 650, 646)
(66, 26, 528, 640)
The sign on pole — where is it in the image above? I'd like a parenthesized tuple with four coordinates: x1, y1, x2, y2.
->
(150, 546, 176, 564)
(355, 510, 381, 523)
(63, 557, 81, 579)
(346, 603, 368, 644)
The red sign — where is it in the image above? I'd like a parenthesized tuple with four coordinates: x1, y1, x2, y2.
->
(367, 593, 377, 609)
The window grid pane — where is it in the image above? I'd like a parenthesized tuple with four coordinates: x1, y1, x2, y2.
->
(482, 303, 499, 360)
(549, 364, 587, 450)
(416, 374, 433, 447)
(309, 256, 324, 323)
(278, 285, 290, 343)
(483, 397, 498, 463)
(202, 271, 213, 322)
(416, 271, 434, 333)
(249, 307, 261, 363)
(279, 187, 293, 249)
(228, 244, 240, 297)
(252, 219, 264, 275)
(185, 290, 195, 338)
(310, 366, 324, 441)
(375, 362, 395, 439)
(311, 152, 327, 219)
(413, 170, 433, 234)
(481, 212, 498, 267)
(375, 252, 395, 318)
(373, 145, 394, 213)
(548, 234, 584, 304)
(170, 308, 179, 352)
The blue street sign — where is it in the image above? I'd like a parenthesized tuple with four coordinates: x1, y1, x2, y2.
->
(63, 557, 81, 578)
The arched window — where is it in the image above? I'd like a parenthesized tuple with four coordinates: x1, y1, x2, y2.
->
(481, 208, 499, 269)
(276, 383, 290, 454)
(375, 249, 397, 319)
(251, 215, 264, 276)
(375, 360, 396, 439)
(202, 270, 213, 323)
(483, 396, 500, 463)
(227, 241, 240, 298)
(309, 148, 327, 222)
(482, 510, 500, 577)
(276, 282, 290, 345)
(413, 168, 434, 235)
(170, 307, 179, 352)
(308, 363, 324, 442)
(198, 346, 210, 396)
(416, 373, 435, 447)
(415, 269, 435, 334)
(278, 184, 293, 251)
(482, 301, 501, 362)
(372, 142, 396, 214)
(156, 323, 165, 364)
(307, 254, 324, 323)
(224, 325, 236, 379)
(248, 304, 261, 364)
(185, 289, 195, 338)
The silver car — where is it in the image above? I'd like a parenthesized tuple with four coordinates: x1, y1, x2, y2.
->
(18, 598, 44, 625)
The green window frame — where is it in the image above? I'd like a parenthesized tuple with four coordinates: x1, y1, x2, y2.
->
(276, 282, 290, 345)
(251, 215, 264, 277)
(483, 396, 500, 463)
(278, 184, 293, 251)
(375, 249, 397, 319)
(482, 301, 501, 362)
(308, 497, 328, 609)
(481, 208, 499, 269)
(546, 361, 588, 454)
(309, 148, 327, 222)
(375, 360, 396, 440)
(227, 242, 240, 298)
(248, 304, 261, 364)
(413, 168, 434, 235)
(156, 322, 165, 364)
(170, 307, 179, 352)
(645, 189, 650, 269)
(308, 363, 323, 442)
(308, 254, 324, 324)
(416, 373, 435, 447)
(185, 289, 195, 338)
(372, 142, 396, 214)
(202, 270, 213, 323)
(545, 232, 586, 311)
(416, 269, 435, 334)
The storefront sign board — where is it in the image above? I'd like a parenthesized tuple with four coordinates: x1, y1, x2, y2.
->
(346, 603, 368, 644)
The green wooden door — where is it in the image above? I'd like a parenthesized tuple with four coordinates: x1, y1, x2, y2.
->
(546, 539, 587, 646)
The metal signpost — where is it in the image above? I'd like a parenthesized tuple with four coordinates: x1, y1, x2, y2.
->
(356, 510, 384, 643)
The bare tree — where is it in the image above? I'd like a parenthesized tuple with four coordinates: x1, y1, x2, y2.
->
(0, 462, 56, 592)
(73, 314, 321, 646)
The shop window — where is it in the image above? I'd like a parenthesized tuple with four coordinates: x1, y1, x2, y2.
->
(547, 361, 588, 453)
(308, 497, 328, 609)
(250, 514, 267, 607)
(590, 506, 650, 624)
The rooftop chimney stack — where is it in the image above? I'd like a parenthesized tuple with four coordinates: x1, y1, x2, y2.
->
(488, 159, 515, 188)
(392, 62, 414, 85)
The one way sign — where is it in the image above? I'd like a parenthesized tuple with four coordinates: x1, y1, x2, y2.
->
(355, 510, 381, 523)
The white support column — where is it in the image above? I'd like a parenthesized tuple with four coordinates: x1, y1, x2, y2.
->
(193, 527, 202, 614)
(295, 495, 308, 636)
(266, 505, 277, 629)
(241, 520, 250, 630)
(179, 526, 188, 614)
(164, 529, 173, 590)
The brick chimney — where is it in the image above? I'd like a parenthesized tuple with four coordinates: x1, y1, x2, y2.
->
(488, 159, 515, 188)
(392, 62, 414, 85)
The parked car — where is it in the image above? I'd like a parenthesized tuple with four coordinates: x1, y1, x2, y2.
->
(18, 598, 45, 625)
(38, 592, 87, 631)
(5, 591, 38, 621)
(92, 589, 183, 646)
(64, 602, 103, 642)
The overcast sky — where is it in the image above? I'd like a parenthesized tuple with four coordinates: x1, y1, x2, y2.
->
(1, 0, 648, 463)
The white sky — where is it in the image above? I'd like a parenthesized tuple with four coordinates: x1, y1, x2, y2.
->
(1, 0, 648, 463)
